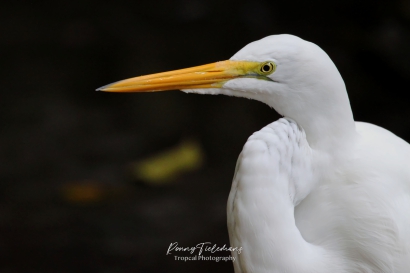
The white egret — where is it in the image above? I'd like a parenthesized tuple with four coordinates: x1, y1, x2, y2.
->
(98, 35, 410, 273)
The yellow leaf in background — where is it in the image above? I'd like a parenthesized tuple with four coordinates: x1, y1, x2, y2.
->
(131, 139, 204, 185)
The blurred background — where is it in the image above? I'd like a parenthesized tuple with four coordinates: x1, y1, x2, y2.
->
(1, 0, 410, 272)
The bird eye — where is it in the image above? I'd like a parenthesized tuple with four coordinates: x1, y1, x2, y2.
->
(259, 61, 276, 75)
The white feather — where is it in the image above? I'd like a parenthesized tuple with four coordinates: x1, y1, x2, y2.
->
(186, 34, 410, 272)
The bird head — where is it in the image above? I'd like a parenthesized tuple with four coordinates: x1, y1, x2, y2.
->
(98, 34, 354, 147)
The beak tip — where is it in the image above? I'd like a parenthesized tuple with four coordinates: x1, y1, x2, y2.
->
(96, 83, 114, 92)
(96, 79, 126, 92)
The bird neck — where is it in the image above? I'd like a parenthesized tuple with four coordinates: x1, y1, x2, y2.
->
(292, 104, 356, 151)
(271, 84, 357, 152)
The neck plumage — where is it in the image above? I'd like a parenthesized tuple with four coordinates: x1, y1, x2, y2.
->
(269, 76, 357, 152)
(292, 99, 356, 151)
(227, 119, 345, 273)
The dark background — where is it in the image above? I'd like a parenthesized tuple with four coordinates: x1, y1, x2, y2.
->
(1, 1, 410, 272)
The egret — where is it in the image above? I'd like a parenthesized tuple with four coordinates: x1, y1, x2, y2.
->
(98, 35, 410, 273)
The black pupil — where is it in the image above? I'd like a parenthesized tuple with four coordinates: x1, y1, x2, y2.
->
(263, 64, 271, 72)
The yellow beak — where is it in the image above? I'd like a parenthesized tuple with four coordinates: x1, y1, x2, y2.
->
(97, 60, 262, 92)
